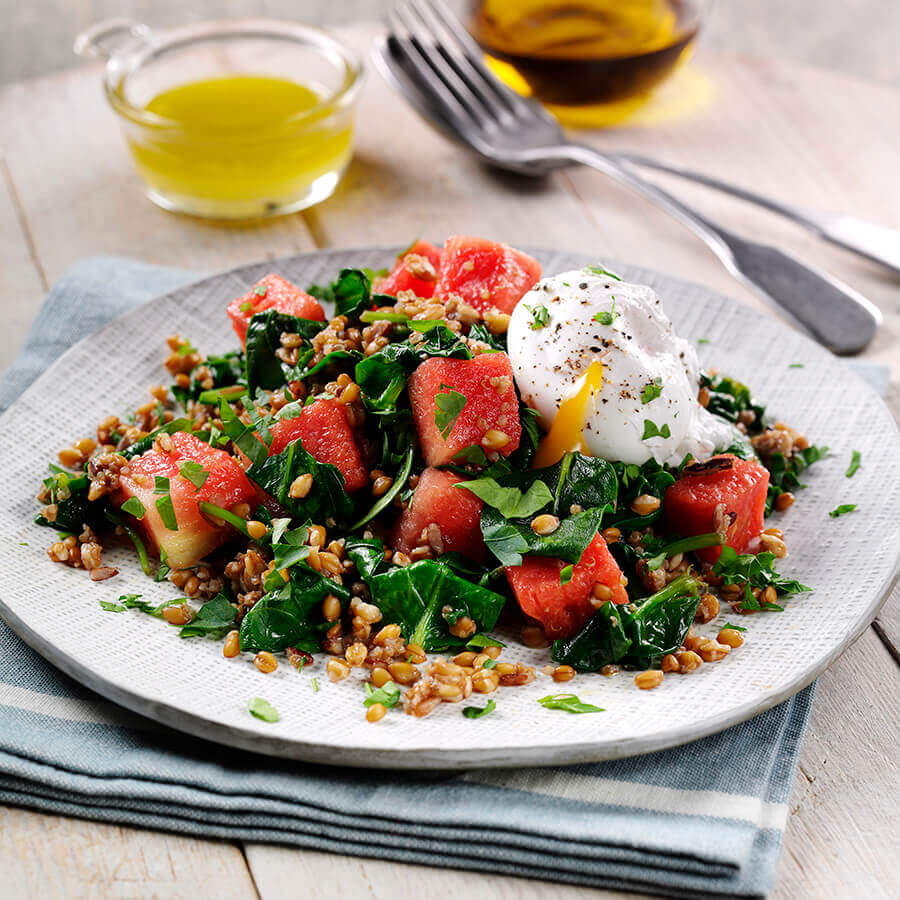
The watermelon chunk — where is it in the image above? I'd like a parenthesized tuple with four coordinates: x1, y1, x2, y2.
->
(375, 240, 442, 298)
(393, 467, 487, 562)
(408, 353, 521, 466)
(433, 235, 541, 314)
(506, 533, 629, 639)
(664, 454, 770, 563)
(268, 399, 368, 492)
(227, 274, 326, 345)
(116, 432, 256, 569)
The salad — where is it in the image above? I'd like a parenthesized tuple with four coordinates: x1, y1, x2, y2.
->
(34, 235, 826, 721)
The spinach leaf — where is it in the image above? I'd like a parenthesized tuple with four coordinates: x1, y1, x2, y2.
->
(350, 444, 414, 531)
(244, 310, 326, 394)
(344, 537, 391, 580)
(368, 560, 505, 651)
(332, 267, 374, 318)
(364, 681, 402, 709)
(462, 699, 497, 718)
(626, 578, 702, 668)
(537, 694, 604, 714)
(34, 466, 102, 532)
(248, 698, 279, 723)
(551, 601, 632, 673)
(467, 322, 506, 352)
(713, 545, 810, 596)
(700, 372, 766, 432)
(355, 326, 471, 413)
(239, 564, 350, 653)
(271, 523, 312, 571)
(764, 445, 828, 515)
(456, 477, 553, 519)
(246, 436, 355, 526)
(120, 418, 198, 460)
(552, 574, 702, 672)
(607, 459, 675, 531)
(178, 591, 237, 638)
(175, 352, 244, 404)
(475, 453, 617, 566)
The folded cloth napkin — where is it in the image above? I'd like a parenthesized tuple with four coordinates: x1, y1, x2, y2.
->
(1, 257, 845, 898)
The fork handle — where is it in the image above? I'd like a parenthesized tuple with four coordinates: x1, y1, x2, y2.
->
(555, 143, 881, 352)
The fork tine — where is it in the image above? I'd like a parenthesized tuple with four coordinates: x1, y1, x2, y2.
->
(422, 0, 549, 124)
(392, 1, 495, 129)
(407, 0, 514, 125)
(388, 5, 485, 134)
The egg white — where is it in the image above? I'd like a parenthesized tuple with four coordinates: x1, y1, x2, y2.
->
(507, 268, 737, 466)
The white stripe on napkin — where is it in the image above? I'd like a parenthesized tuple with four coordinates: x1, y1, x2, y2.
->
(463, 769, 788, 830)
(0, 683, 150, 730)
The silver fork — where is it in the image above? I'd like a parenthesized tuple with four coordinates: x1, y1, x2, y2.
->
(375, 0, 882, 354)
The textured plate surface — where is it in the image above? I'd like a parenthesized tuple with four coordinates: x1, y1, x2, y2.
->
(0, 247, 897, 770)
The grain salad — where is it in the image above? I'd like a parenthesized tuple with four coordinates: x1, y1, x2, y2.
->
(33, 236, 827, 721)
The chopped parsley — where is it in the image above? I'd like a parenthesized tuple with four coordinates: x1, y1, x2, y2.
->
(248, 697, 279, 723)
(789, 363, 804, 368)
(239, 301, 254, 313)
(697, 338, 710, 345)
(179, 460, 209, 490)
(845, 450, 861, 478)
(311, 678, 320, 693)
(120, 496, 146, 519)
(455, 477, 552, 519)
(641, 378, 663, 404)
(723, 622, 747, 632)
(560, 564, 574, 585)
(467, 634, 506, 650)
(462, 699, 496, 719)
(253, 284, 268, 297)
(584, 264, 622, 281)
(364, 681, 401, 709)
(153, 476, 170, 494)
(592, 298, 618, 326)
(713, 546, 810, 596)
(829, 504, 857, 518)
(537, 694, 604, 714)
(739, 583, 784, 612)
(434, 385, 468, 439)
(642, 419, 671, 440)
(176, 341, 197, 357)
(481, 658, 498, 669)
(525, 304, 550, 330)
(155, 494, 178, 531)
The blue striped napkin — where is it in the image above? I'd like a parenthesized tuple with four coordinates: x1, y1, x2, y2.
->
(0, 257, 825, 897)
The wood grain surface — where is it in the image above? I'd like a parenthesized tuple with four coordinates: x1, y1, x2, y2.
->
(0, 20, 897, 900)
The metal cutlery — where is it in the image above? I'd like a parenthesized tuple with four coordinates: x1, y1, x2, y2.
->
(375, 0, 883, 354)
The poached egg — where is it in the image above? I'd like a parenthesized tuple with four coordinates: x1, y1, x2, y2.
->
(507, 268, 737, 467)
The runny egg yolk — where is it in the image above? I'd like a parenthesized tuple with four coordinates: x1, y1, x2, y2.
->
(533, 361, 604, 468)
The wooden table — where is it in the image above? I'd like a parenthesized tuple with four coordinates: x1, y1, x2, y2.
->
(1, 23, 898, 900)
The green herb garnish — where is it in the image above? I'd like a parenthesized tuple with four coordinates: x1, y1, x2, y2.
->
(467, 634, 506, 650)
(642, 419, 671, 440)
(641, 377, 663, 404)
(248, 697, 279, 723)
(120, 496, 146, 519)
(311, 678, 320, 693)
(829, 504, 857, 518)
(559, 564, 574, 585)
(723, 622, 747, 632)
(364, 681, 401, 709)
(525, 304, 550, 330)
(845, 450, 861, 478)
(789, 363, 804, 368)
(537, 694, 604, 714)
(179, 460, 209, 490)
(153, 476, 170, 494)
(462, 699, 496, 719)
(592, 298, 618, 326)
(455, 477, 552, 520)
(481, 658, 498, 669)
(584, 264, 622, 281)
(253, 284, 268, 297)
(155, 494, 178, 531)
(434, 386, 468, 439)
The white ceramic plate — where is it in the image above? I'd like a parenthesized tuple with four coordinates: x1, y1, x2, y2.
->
(1, 247, 897, 770)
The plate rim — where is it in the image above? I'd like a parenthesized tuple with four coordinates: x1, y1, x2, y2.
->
(1, 244, 898, 770)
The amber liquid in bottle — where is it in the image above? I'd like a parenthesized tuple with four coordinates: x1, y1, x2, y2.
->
(467, 0, 699, 108)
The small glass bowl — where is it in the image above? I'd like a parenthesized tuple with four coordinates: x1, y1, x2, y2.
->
(75, 18, 363, 220)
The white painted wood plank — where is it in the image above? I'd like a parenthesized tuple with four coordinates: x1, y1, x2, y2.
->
(0, 155, 46, 374)
(0, 805, 259, 899)
(245, 843, 653, 900)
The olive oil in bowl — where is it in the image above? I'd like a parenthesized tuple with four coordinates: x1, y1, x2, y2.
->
(129, 75, 353, 220)
(466, 0, 707, 125)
